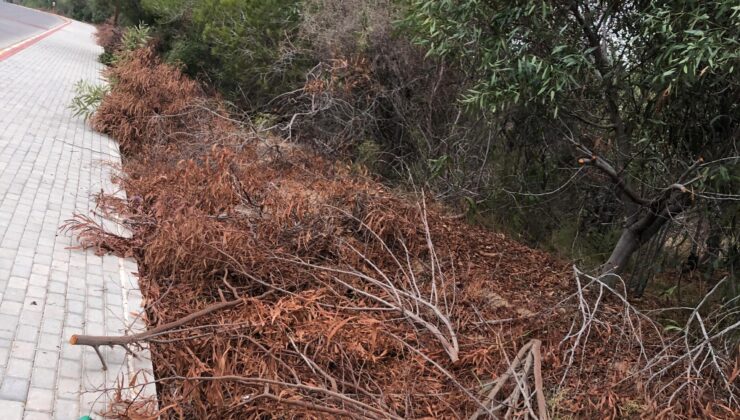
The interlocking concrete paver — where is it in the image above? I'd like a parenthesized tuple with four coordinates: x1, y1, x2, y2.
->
(30, 368, 55, 390)
(0, 6, 154, 419)
(24, 411, 53, 420)
(0, 399, 24, 420)
(0, 376, 29, 401)
(26, 387, 53, 412)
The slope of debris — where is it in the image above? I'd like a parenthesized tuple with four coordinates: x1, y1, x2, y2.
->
(68, 48, 736, 419)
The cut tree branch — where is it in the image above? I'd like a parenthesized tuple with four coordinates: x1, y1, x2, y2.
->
(70, 298, 245, 370)
(470, 339, 549, 420)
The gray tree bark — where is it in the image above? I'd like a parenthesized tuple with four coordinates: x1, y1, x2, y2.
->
(601, 203, 684, 283)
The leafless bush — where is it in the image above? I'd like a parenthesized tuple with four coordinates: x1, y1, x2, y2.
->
(642, 276, 739, 412)
(300, 0, 394, 61)
(560, 267, 739, 416)
(272, 0, 493, 202)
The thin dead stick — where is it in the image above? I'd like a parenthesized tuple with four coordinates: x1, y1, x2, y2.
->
(470, 339, 549, 420)
(470, 341, 532, 420)
(505, 351, 535, 419)
(70, 298, 244, 370)
(532, 340, 548, 420)
(288, 257, 460, 362)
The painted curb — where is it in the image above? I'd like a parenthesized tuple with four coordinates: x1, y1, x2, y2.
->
(0, 17, 71, 62)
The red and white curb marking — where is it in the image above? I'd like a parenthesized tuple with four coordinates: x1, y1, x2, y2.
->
(0, 17, 71, 62)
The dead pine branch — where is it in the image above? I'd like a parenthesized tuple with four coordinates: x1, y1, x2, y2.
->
(70, 298, 244, 370)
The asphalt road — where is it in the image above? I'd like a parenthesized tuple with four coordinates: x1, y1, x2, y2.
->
(0, 1, 62, 50)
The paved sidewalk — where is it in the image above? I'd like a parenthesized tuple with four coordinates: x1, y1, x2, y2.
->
(0, 17, 153, 420)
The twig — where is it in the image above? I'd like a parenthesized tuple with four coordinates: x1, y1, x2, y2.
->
(70, 298, 244, 370)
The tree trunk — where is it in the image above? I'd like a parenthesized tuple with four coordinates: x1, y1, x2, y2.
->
(602, 228, 641, 276)
(601, 206, 678, 284)
(113, 1, 120, 26)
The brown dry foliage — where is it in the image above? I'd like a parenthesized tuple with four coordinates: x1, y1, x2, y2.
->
(91, 48, 231, 156)
(96, 20, 123, 55)
(72, 49, 738, 419)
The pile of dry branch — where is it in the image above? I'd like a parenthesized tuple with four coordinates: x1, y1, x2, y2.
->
(67, 48, 739, 419)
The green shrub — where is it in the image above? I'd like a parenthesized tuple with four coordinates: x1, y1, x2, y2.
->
(70, 80, 109, 121)
(99, 51, 115, 66)
(104, 23, 153, 66)
(141, 0, 303, 107)
(120, 23, 152, 52)
(195, 0, 302, 103)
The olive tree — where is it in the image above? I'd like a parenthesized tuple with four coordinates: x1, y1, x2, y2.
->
(405, 0, 740, 281)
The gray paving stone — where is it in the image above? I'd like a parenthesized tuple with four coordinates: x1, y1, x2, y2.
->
(30, 265, 49, 276)
(41, 320, 64, 336)
(33, 351, 58, 370)
(15, 325, 39, 344)
(7, 276, 28, 290)
(0, 347, 9, 368)
(10, 341, 35, 360)
(42, 307, 64, 323)
(36, 335, 60, 352)
(53, 399, 79, 420)
(0, 273, 10, 287)
(27, 275, 48, 288)
(23, 411, 53, 420)
(44, 294, 64, 307)
(0, 301, 23, 316)
(7, 359, 33, 378)
(83, 323, 103, 336)
(55, 378, 80, 401)
(32, 255, 52, 266)
(79, 391, 107, 418)
(86, 297, 102, 310)
(58, 359, 80, 379)
(0, 12, 153, 418)
(3, 288, 26, 303)
(10, 256, 33, 277)
(25, 286, 46, 299)
(60, 343, 82, 361)
(0, 399, 24, 420)
(63, 313, 83, 328)
(47, 282, 65, 295)
(19, 311, 43, 327)
(30, 368, 56, 390)
(0, 257, 13, 271)
(0, 377, 30, 401)
(25, 388, 53, 412)
(22, 297, 43, 313)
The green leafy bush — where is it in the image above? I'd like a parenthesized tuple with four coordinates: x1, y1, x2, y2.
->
(404, 0, 740, 289)
(101, 23, 153, 66)
(120, 23, 152, 52)
(141, 0, 303, 107)
(70, 80, 109, 121)
(99, 51, 115, 66)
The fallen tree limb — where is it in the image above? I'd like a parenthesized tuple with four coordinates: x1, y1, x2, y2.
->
(70, 298, 244, 370)
(532, 340, 548, 420)
(470, 339, 548, 420)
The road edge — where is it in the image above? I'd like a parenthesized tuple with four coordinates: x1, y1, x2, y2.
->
(0, 17, 71, 62)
